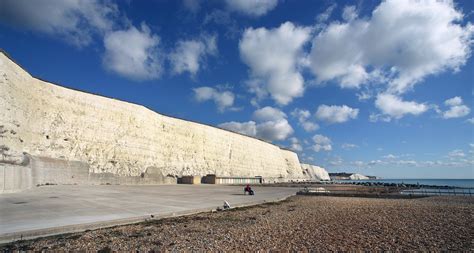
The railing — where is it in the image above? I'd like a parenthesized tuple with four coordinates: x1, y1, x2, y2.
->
(297, 187, 474, 198)
(297, 187, 420, 199)
(401, 188, 473, 196)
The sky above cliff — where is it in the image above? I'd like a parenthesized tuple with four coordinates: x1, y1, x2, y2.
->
(0, 0, 473, 179)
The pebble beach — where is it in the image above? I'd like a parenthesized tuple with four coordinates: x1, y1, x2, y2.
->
(3, 195, 473, 251)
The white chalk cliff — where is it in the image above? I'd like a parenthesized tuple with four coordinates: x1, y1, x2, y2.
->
(349, 173, 370, 180)
(300, 163, 330, 181)
(0, 51, 314, 192)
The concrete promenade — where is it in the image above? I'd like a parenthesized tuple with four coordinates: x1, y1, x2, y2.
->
(0, 184, 297, 243)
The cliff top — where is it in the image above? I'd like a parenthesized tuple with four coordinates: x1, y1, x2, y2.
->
(0, 49, 295, 153)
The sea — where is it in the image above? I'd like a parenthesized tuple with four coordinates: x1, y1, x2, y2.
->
(336, 179, 474, 188)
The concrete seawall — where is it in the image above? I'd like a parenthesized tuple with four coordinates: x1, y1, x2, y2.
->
(0, 155, 178, 193)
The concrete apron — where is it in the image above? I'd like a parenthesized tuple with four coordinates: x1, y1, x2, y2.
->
(0, 184, 297, 244)
(0, 155, 178, 194)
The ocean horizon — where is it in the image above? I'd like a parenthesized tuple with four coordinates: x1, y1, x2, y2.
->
(336, 179, 474, 188)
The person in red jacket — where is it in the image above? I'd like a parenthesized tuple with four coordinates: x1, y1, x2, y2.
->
(244, 184, 254, 195)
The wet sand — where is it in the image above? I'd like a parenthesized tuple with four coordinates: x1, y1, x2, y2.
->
(3, 195, 473, 251)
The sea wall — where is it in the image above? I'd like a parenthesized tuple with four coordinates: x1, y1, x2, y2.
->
(0, 51, 306, 193)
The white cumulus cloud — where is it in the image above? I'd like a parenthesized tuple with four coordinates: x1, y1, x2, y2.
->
(445, 96, 463, 106)
(225, 0, 278, 17)
(374, 93, 428, 120)
(255, 120, 293, 142)
(315, 105, 359, 124)
(301, 121, 319, 132)
(253, 106, 287, 122)
(193, 86, 235, 112)
(288, 137, 303, 152)
(309, 0, 473, 94)
(291, 108, 319, 132)
(103, 23, 162, 81)
(342, 5, 358, 22)
(443, 105, 470, 119)
(0, 0, 119, 47)
(169, 34, 218, 76)
(252, 107, 293, 141)
(442, 96, 470, 119)
(239, 22, 311, 105)
(218, 121, 257, 137)
(219, 106, 293, 142)
(312, 134, 332, 152)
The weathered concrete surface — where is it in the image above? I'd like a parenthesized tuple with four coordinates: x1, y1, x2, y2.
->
(0, 184, 297, 243)
(0, 51, 306, 193)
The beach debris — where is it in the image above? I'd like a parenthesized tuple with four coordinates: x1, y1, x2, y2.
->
(216, 201, 231, 211)
(223, 201, 231, 210)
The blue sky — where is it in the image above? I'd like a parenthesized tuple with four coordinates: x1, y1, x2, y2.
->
(0, 0, 473, 178)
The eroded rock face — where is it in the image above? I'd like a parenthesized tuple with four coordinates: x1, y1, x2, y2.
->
(300, 163, 330, 181)
(0, 51, 306, 188)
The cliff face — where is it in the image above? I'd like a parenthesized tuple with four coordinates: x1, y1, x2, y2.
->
(349, 173, 369, 180)
(0, 51, 306, 192)
(300, 164, 330, 181)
